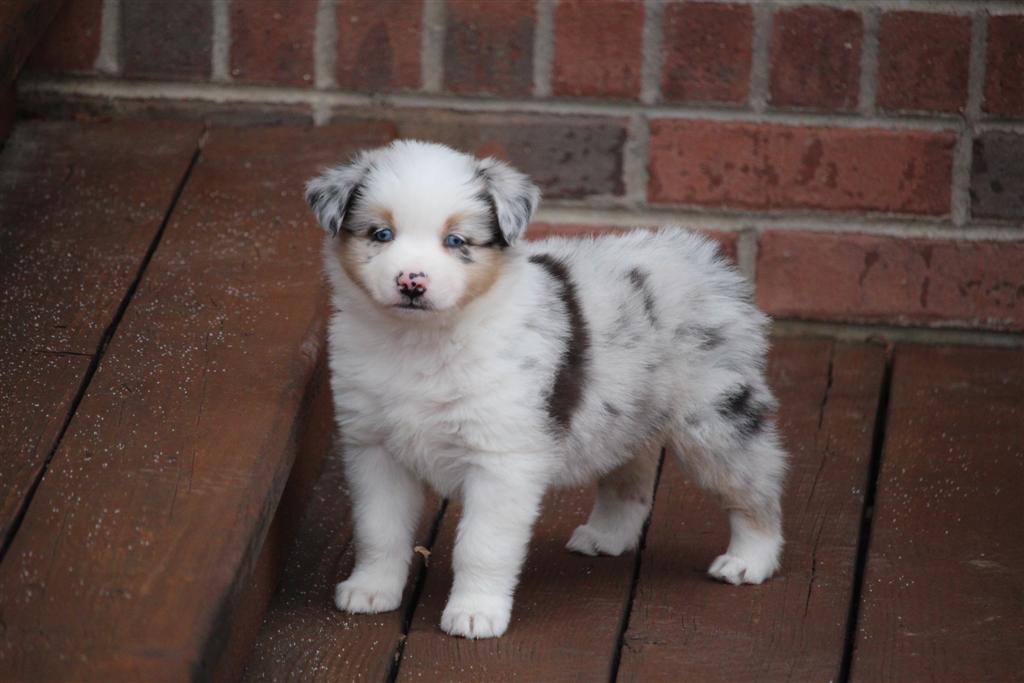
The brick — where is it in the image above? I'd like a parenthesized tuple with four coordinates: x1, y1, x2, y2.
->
(660, 2, 752, 105)
(443, 0, 534, 97)
(756, 231, 1024, 331)
(971, 131, 1024, 221)
(528, 223, 738, 261)
(386, 110, 627, 198)
(769, 6, 862, 111)
(552, 0, 644, 99)
(121, 0, 211, 80)
(877, 11, 970, 114)
(648, 120, 955, 215)
(230, 0, 316, 86)
(984, 15, 1024, 116)
(337, 0, 422, 91)
(27, 0, 103, 73)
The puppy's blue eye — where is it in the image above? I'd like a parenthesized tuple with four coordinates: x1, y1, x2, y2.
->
(444, 234, 466, 248)
(372, 228, 394, 242)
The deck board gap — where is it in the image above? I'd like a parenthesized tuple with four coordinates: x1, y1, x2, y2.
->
(837, 347, 894, 683)
(388, 498, 451, 683)
(0, 141, 204, 564)
(608, 448, 667, 683)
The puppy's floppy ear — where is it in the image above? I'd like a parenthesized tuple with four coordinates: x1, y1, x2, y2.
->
(476, 157, 541, 246)
(305, 153, 372, 236)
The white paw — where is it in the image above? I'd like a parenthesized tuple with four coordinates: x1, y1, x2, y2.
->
(440, 595, 512, 639)
(334, 578, 402, 614)
(708, 550, 778, 585)
(565, 523, 635, 557)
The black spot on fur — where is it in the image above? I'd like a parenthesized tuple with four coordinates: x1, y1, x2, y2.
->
(338, 183, 365, 236)
(717, 385, 765, 439)
(476, 189, 510, 249)
(627, 268, 659, 327)
(529, 254, 591, 431)
(697, 326, 725, 350)
(603, 401, 621, 417)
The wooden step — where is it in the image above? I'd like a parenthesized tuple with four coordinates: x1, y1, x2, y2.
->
(0, 120, 394, 679)
(242, 337, 890, 680)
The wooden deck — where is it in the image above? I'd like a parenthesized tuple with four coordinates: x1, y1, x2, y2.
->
(0, 120, 1021, 682)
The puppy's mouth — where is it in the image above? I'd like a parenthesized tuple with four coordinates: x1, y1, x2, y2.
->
(393, 301, 431, 312)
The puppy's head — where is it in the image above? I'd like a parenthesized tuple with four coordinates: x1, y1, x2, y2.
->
(306, 140, 540, 316)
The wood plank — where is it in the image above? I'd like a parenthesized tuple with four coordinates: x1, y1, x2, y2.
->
(0, 122, 395, 680)
(619, 338, 887, 681)
(851, 344, 1024, 681)
(396, 484, 646, 681)
(0, 119, 203, 547)
(242, 448, 443, 682)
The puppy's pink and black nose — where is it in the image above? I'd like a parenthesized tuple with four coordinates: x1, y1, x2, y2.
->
(397, 271, 429, 300)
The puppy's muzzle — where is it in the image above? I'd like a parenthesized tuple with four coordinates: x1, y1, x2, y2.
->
(396, 271, 429, 301)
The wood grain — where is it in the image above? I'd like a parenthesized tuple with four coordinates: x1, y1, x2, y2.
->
(397, 484, 648, 681)
(618, 338, 887, 681)
(0, 122, 394, 680)
(850, 344, 1024, 681)
(0, 119, 203, 548)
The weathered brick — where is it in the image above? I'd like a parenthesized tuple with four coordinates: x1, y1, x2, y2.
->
(756, 231, 1024, 331)
(230, 0, 316, 86)
(122, 0, 211, 80)
(648, 120, 955, 215)
(27, 0, 103, 73)
(769, 6, 862, 111)
(337, 0, 423, 91)
(877, 11, 970, 113)
(528, 223, 738, 261)
(444, 0, 534, 96)
(552, 0, 644, 99)
(386, 110, 627, 198)
(971, 131, 1024, 221)
(984, 15, 1024, 116)
(660, 2, 752, 104)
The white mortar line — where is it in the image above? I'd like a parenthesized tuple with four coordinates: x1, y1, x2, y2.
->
(533, 0, 554, 98)
(95, 0, 121, 75)
(640, 0, 664, 105)
(623, 113, 650, 205)
(675, 0, 1024, 13)
(421, 0, 446, 93)
(25, 75, 1006, 133)
(211, 0, 231, 82)
(533, 205, 1024, 241)
(749, 2, 772, 114)
(736, 228, 759, 282)
(951, 11, 989, 226)
(858, 7, 879, 116)
(771, 320, 1024, 349)
(315, 0, 338, 90)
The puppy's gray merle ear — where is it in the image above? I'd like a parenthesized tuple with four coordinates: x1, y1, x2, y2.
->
(476, 157, 541, 246)
(304, 154, 371, 237)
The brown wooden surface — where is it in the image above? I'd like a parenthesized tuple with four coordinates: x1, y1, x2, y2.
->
(0, 119, 203, 548)
(619, 338, 887, 681)
(397, 484, 643, 681)
(850, 344, 1024, 681)
(0, 122, 394, 680)
(243, 449, 444, 683)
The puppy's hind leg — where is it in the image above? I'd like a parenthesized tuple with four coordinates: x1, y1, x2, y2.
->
(671, 395, 787, 585)
(566, 443, 660, 557)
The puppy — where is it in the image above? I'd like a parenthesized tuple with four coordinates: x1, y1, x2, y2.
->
(305, 140, 787, 639)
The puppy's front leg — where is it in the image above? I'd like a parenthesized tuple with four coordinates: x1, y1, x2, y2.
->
(441, 462, 546, 639)
(335, 444, 424, 614)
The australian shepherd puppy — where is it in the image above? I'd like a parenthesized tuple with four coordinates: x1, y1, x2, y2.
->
(305, 140, 787, 639)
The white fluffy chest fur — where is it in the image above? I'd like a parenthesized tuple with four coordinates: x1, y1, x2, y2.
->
(326, 256, 563, 495)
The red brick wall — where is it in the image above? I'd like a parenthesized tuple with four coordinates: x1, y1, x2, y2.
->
(20, 0, 1024, 332)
